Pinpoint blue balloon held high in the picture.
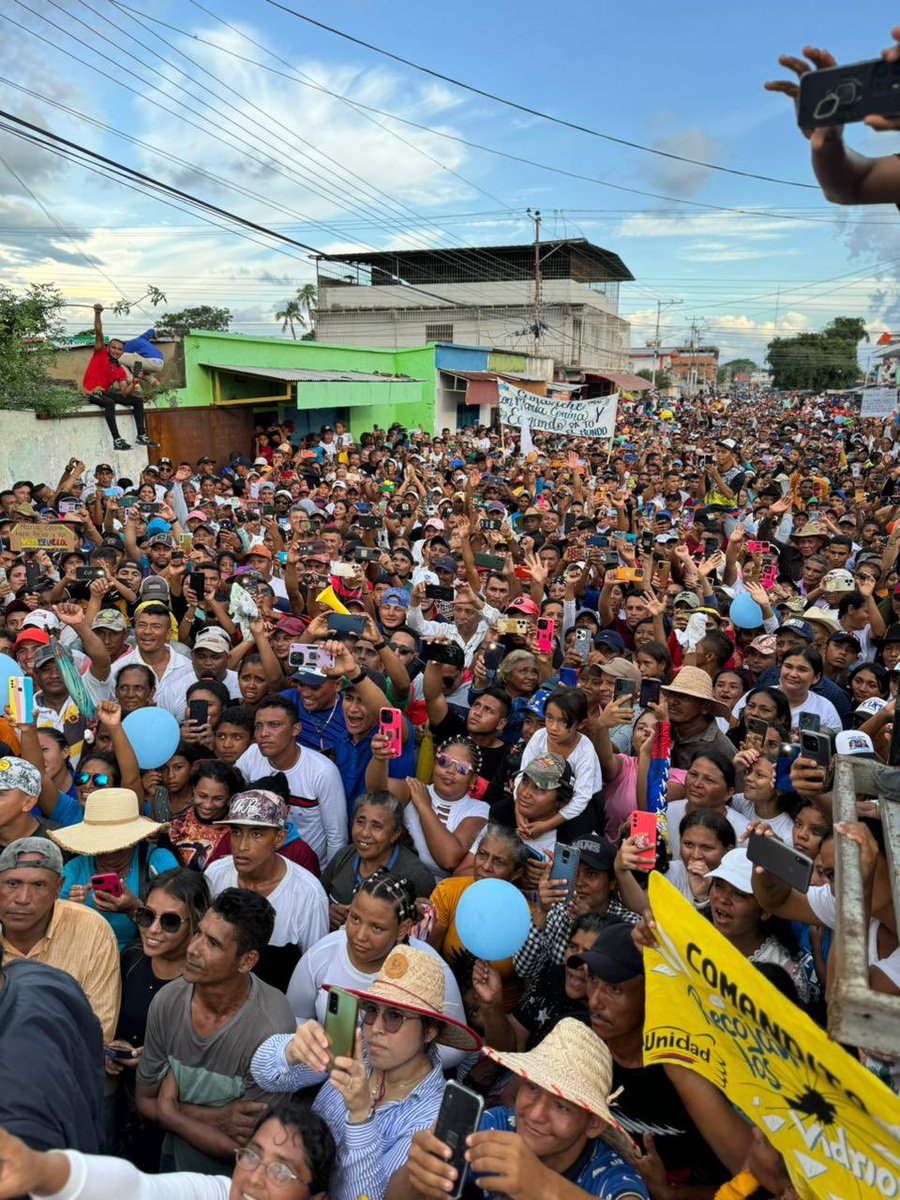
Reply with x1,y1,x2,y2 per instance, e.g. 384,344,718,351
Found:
454,878,531,962
729,592,764,630
122,706,180,770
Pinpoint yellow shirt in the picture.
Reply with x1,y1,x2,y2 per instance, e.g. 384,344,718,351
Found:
430,876,523,1010
2,899,122,1042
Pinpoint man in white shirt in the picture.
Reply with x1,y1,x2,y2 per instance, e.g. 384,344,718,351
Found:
407,581,501,668
235,696,347,866
111,603,196,718
204,791,328,993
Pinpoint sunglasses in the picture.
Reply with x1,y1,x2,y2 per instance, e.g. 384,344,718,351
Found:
388,644,416,656
134,905,188,933
435,752,472,777
76,772,111,787
359,1002,420,1033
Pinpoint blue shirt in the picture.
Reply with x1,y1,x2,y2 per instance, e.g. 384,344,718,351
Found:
122,329,162,361
281,690,415,816
61,845,179,949
473,1108,648,1199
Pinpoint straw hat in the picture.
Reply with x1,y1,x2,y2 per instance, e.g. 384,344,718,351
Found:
662,665,730,716
481,1018,635,1155
50,788,167,855
342,946,481,1052
795,522,828,540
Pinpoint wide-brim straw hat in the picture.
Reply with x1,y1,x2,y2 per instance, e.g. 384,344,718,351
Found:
795,522,828,540
50,788,167,855
662,665,731,717
481,1018,636,1156
341,946,482,1053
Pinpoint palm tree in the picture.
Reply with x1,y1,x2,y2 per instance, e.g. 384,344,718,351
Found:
298,283,317,332
276,298,302,340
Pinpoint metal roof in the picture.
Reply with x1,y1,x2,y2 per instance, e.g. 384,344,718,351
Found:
584,370,653,391
442,370,547,383
201,364,422,383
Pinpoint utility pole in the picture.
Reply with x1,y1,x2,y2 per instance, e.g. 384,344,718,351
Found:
527,208,542,355
686,317,703,397
651,298,682,387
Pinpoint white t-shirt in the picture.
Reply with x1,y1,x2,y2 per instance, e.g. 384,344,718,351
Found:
520,729,602,825
205,856,328,953
403,787,489,881
236,744,348,866
665,799,750,860
730,795,794,843
286,929,467,1069
732,689,842,736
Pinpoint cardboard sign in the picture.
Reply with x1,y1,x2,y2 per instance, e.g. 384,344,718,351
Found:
10,522,77,551
859,387,897,419
643,874,900,1200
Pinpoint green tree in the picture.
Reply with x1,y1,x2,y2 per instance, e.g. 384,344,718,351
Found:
767,316,867,391
275,298,302,339
717,357,758,385
636,368,672,390
0,284,82,416
157,305,232,337
298,283,317,327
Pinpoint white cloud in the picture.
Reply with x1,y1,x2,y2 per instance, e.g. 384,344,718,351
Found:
615,211,814,241
636,128,720,197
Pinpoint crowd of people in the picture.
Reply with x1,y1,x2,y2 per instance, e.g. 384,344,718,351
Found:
0,385,897,1200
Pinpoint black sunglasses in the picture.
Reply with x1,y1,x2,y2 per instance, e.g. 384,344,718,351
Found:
134,905,188,934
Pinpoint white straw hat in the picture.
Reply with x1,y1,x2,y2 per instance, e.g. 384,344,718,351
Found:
50,788,167,855
662,665,730,716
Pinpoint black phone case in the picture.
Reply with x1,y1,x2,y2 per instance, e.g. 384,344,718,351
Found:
798,58,900,128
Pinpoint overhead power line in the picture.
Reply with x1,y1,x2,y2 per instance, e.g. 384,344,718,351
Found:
260,0,817,190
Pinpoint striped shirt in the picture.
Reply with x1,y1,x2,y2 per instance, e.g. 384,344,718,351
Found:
0,899,121,1041
251,1036,445,1200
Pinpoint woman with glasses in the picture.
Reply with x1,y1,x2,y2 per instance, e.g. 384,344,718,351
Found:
285,872,468,1070
105,868,210,1166
366,735,489,881
253,944,480,1200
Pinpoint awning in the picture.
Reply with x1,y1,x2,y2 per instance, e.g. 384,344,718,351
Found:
440,369,548,406
200,364,422,382
584,371,653,391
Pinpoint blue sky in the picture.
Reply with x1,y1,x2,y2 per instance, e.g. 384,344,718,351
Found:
1,0,899,366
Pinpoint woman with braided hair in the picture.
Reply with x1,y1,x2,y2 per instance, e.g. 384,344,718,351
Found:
285,869,469,1069
366,734,490,881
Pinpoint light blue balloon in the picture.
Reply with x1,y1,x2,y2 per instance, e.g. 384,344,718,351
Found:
122,706,180,770
455,878,532,962
0,654,22,695
729,592,764,630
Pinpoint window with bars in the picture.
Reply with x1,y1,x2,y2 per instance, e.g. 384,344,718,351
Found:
425,323,454,343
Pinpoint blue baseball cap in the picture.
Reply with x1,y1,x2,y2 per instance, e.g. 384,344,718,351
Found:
524,688,552,718
381,587,410,609
594,629,626,652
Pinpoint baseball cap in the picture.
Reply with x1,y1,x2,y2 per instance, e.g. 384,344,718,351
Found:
294,669,329,687
0,835,64,875
139,576,170,604
882,623,900,643
836,729,880,758
14,628,50,651
822,568,854,592
158,457,173,467
22,610,61,634
424,517,444,531
433,556,457,574
0,757,41,796
828,630,861,649
594,629,625,653
92,608,128,632
673,591,700,609
747,634,777,655
381,587,410,609
716,437,738,452
706,847,754,894
507,597,539,617
570,836,617,872
33,645,56,670
274,616,306,638
776,619,814,641
95,463,114,474
567,922,644,983
599,657,642,684
522,753,573,791
193,627,231,654
187,509,209,522
524,688,551,718
147,533,174,548
214,790,288,829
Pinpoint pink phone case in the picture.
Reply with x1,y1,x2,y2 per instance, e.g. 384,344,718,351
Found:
379,708,403,757
630,811,658,867
536,618,556,655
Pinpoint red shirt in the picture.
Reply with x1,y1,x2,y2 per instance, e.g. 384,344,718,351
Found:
82,348,127,393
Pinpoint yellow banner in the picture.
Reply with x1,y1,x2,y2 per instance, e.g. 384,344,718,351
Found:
644,874,900,1200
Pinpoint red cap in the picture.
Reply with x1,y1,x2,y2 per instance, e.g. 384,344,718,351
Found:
14,628,50,650
507,597,540,617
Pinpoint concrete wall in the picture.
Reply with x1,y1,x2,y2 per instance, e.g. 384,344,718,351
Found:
0,408,149,485
319,279,620,314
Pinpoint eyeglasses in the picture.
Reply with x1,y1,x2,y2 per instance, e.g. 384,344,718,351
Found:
234,1148,307,1188
435,752,472,777
359,1002,421,1033
75,772,110,787
388,644,415,656
134,905,188,933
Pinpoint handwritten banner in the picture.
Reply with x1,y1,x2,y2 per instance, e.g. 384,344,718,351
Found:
860,387,898,419
644,874,900,1200
10,522,76,551
498,380,619,439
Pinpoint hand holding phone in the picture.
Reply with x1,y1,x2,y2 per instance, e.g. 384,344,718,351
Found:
379,707,403,757
630,810,658,870
90,873,124,898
